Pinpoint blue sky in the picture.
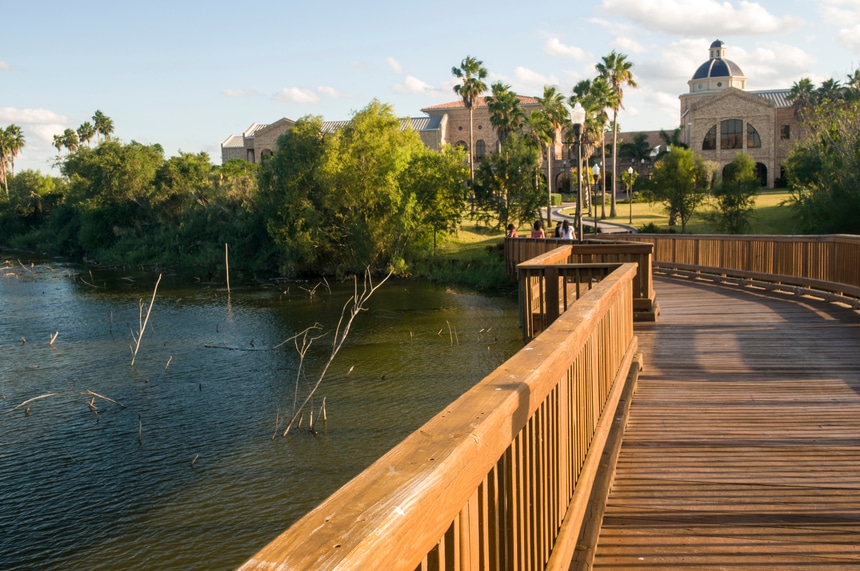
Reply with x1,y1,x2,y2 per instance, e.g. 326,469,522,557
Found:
3,0,860,175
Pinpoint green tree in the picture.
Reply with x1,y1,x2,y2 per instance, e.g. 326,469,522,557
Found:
485,82,523,149
712,153,759,233
61,129,80,153
92,110,114,143
473,133,543,229
619,131,651,172
452,56,488,183
649,145,710,233
320,100,425,274
0,124,26,198
596,50,637,218
257,116,331,276
61,140,164,253
77,122,96,147
152,151,213,224
788,77,816,120
570,77,614,215
401,144,468,253
535,86,569,225
785,97,860,233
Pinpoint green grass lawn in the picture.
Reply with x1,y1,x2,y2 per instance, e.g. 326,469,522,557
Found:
555,190,799,234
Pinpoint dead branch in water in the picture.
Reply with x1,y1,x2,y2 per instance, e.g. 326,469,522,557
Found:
49,331,59,345
130,274,162,367
282,268,391,437
85,390,126,409
7,393,59,413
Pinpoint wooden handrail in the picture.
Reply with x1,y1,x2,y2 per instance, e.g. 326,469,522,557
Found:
615,234,860,300
238,263,640,571
505,239,658,321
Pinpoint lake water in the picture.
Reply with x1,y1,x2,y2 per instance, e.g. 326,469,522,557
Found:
0,257,521,570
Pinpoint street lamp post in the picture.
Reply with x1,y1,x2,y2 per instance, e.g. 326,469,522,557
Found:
594,163,602,220
627,166,634,224
571,103,585,242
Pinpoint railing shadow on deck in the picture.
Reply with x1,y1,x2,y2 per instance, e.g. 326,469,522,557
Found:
238,262,642,571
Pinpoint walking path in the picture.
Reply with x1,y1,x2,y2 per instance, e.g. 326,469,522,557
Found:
592,274,860,569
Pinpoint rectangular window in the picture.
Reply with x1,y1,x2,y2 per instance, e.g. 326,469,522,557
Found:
780,125,790,140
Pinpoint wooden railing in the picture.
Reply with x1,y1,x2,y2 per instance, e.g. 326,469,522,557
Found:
505,238,657,321
239,263,640,571
615,234,860,301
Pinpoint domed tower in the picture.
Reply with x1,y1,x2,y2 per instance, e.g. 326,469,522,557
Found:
688,40,746,93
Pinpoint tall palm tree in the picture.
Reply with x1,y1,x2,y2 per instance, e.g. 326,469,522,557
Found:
788,77,816,120
451,56,488,183
597,50,637,217
536,86,569,225
571,77,614,217
92,109,114,143
77,121,96,147
846,69,860,101
0,124,25,198
817,78,844,102
484,82,523,149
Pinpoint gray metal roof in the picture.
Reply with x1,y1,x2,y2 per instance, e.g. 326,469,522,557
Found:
752,89,792,108
320,117,441,135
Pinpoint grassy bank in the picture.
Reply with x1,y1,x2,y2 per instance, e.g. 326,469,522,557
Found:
554,190,799,234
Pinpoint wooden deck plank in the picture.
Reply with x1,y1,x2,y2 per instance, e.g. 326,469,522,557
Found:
592,275,860,569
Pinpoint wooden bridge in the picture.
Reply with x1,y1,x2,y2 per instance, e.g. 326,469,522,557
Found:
238,234,860,571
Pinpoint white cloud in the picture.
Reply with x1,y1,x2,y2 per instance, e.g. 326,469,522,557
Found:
393,75,435,95
386,57,402,73
222,88,260,98
0,61,10,71
317,86,346,98
274,87,320,104
513,66,558,87
544,37,588,60
838,23,860,52
600,0,804,35
0,107,67,125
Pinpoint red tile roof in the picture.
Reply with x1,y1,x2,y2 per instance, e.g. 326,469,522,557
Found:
422,95,540,112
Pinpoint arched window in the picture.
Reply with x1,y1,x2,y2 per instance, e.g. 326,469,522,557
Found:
720,119,743,149
702,125,717,150
475,140,486,160
260,149,273,164
747,124,761,148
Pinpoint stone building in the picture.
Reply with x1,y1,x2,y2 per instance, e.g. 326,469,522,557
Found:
679,39,799,188
222,41,800,189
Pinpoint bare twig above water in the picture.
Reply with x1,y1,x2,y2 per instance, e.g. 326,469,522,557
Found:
281,269,391,437
130,274,162,367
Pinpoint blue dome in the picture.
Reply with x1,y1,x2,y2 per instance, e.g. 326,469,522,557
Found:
692,58,744,80
691,40,744,80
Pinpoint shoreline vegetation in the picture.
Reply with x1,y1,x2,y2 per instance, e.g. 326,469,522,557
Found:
2,189,795,297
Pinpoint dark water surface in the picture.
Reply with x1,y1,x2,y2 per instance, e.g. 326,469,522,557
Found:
0,258,521,570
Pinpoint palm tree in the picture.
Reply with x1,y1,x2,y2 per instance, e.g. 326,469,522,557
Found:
846,69,860,101
788,77,816,120
451,56,488,183
817,78,844,102
0,124,25,198
92,109,114,143
535,85,570,225
61,128,79,153
571,77,614,217
77,121,96,147
596,50,637,217
484,82,523,149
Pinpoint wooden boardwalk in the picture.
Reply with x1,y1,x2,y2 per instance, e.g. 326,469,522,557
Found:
592,274,860,569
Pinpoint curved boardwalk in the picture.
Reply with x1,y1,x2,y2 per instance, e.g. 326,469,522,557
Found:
593,274,860,569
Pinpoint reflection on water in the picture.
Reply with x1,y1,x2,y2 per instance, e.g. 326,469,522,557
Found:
0,258,521,570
